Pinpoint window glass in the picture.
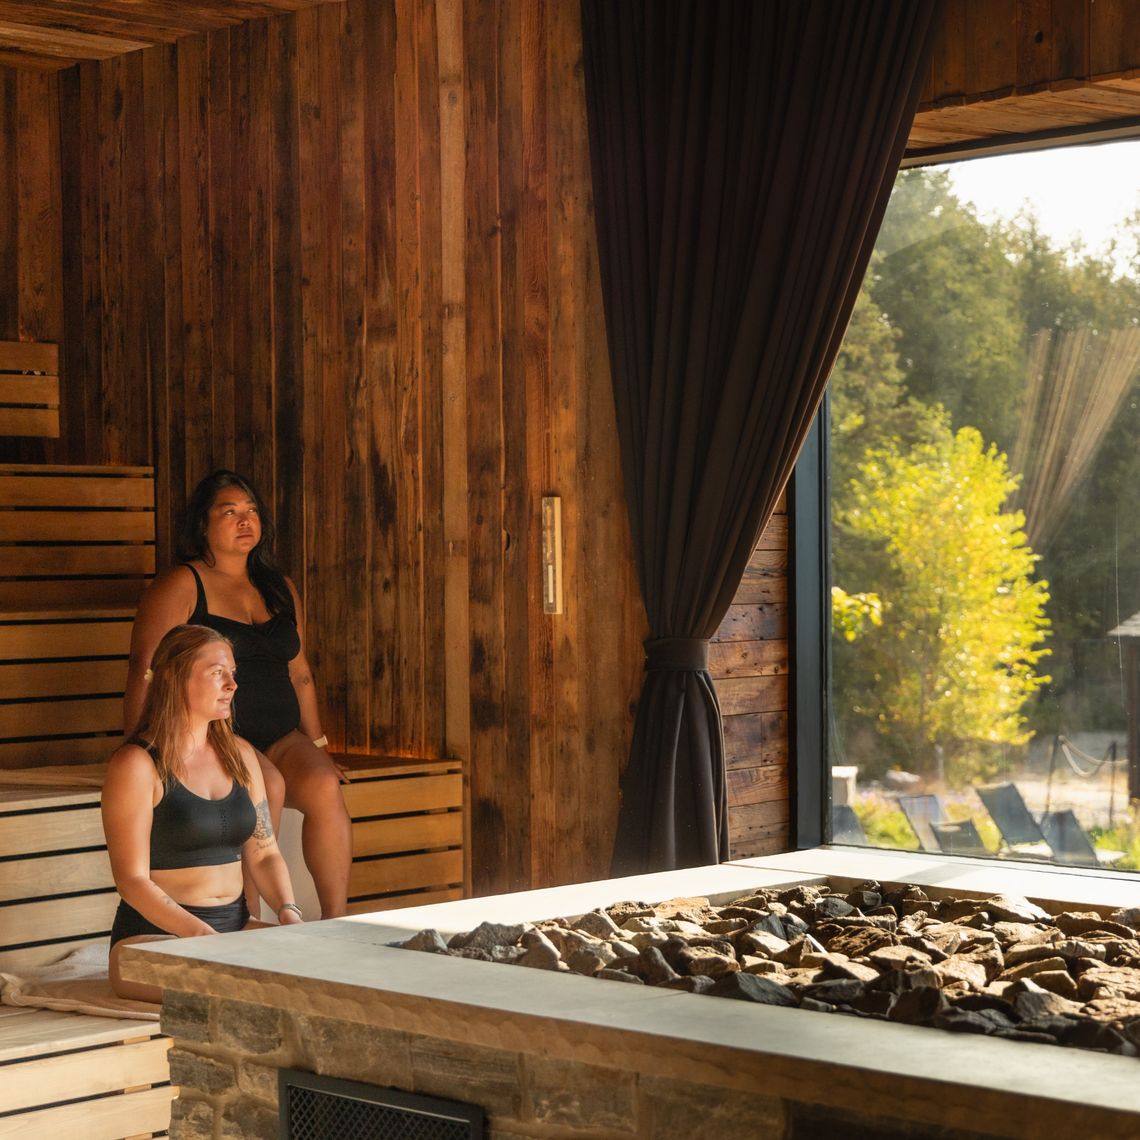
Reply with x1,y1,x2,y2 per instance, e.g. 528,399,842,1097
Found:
829,139,1140,870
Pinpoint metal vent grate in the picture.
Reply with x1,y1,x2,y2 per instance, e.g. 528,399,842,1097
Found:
279,1069,483,1140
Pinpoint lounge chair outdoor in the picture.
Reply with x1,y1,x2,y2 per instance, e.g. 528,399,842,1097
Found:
831,803,867,845
974,783,1054,860
897,793,950,852
1038,808,1125,868
930,818,991,856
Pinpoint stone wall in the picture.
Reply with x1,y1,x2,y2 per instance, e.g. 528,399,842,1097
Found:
162,989,1002,1140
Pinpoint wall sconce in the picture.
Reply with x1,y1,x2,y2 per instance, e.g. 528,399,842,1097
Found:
541,495,562,615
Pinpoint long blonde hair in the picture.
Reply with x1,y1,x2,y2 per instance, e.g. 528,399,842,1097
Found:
135,624,251,787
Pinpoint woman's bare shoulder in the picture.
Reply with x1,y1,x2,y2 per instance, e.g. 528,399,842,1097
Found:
104,741,159,791
133,564,197,620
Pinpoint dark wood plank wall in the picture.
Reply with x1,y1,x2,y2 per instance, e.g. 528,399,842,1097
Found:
710,502,789,860
0,0,645,896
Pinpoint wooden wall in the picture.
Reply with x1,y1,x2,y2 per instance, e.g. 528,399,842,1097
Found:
0,0,646,896
710,500,789,860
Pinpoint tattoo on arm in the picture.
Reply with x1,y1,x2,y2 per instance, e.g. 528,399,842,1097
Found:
252,798,275,844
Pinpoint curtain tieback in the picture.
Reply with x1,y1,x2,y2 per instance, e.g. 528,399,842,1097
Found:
644,637,709,671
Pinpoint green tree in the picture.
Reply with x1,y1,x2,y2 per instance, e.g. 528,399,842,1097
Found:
829,271,943,495
834,423,1051,780
871,169,1026,453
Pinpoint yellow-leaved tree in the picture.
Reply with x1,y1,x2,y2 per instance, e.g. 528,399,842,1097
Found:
834,422,1051,782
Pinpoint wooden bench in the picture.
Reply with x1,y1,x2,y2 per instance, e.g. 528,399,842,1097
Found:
341,754,466,912
0,463,154,768
0,341,60,438
0,1008,171,1138
0,464,465,1136
0,780,172,1139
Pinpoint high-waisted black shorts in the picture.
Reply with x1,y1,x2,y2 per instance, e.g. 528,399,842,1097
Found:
110,895,249,946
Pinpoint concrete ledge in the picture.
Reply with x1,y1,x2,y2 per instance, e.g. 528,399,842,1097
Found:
124,849,1140,1139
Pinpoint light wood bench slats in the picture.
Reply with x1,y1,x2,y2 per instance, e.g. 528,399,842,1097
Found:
348,849,465,897
1,510,155,543
351,812,462,858
0,892,118,949
342,771,463,816
0,808,104,858
0,407,60,439
0,783,102,810
0,1036,170,1115
0,378,58,406
0,1082,172,1139
0,736,116,767
0,465,153,508
0,342,60,439
0,343,58,375
0,546,155,577
0,581,145,611
0,792,103,854
0,619,133,659
0,1008,163,1063
0,696,122,739
337,755,467,909
0,465,153,768
0,849,113,903
0,659,127,700
345,886,463,916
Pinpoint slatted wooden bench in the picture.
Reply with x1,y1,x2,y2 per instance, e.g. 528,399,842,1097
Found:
0,779,172,1138
0,465,161,1137
0,341,60,438
340,754,467,913
0,463,154,768
0,464,465,1136
0,1008,171,1138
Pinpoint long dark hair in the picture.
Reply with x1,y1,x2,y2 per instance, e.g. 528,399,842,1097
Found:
176,469,293,616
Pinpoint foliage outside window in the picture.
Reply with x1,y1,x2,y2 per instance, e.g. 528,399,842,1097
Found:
829,144,1140,868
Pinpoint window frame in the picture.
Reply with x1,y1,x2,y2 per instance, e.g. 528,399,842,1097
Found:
798,130,1140,856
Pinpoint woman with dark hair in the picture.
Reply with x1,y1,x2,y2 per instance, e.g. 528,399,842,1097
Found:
104,624,302,1002
123,470,351,918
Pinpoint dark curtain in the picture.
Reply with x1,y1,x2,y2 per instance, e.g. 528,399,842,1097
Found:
581,0,943,874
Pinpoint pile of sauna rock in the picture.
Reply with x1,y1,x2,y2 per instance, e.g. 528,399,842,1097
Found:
398,882,1140,1056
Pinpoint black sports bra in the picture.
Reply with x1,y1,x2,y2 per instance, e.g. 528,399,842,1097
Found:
132,737,257,871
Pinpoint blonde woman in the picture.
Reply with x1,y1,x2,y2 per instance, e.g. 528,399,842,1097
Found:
103,624,302,1002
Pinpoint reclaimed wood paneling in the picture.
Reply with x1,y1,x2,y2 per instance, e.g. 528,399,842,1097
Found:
712,499,790,859
0,0,642,894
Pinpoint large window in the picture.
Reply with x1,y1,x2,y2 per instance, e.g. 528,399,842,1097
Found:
828,138,1140,870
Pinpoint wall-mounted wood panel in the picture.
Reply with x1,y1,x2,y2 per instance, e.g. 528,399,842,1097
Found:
712,498,790,858
0,0,644,895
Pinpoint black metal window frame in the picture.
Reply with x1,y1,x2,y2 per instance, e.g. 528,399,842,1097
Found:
790,406,829,850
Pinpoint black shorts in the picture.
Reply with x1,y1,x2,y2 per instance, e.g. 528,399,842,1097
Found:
110,895,250,947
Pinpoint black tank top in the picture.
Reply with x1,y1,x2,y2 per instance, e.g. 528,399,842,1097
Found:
186,564,302,750
132,737,258,870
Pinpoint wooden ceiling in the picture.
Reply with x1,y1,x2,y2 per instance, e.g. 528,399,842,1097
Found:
0,1,339,70
4,0,1140,158
909,79,1140,162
